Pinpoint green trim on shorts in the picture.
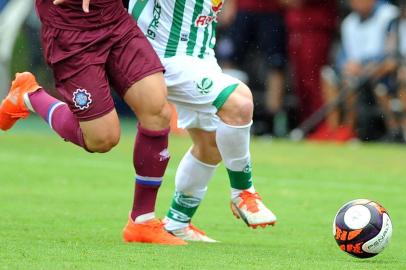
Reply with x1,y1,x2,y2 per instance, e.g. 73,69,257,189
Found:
212,83,239,110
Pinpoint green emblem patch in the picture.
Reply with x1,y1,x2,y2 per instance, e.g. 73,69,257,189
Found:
197,77,214,95
243,162,252,173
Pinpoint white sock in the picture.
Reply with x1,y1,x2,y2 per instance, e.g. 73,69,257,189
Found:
23,92,35,112
216,120,256,199
165,149,217,231
134,212,155,223
231,186,256,200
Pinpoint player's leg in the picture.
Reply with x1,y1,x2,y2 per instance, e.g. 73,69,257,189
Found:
77,110,120,152
216,82,277,228
120,73,186,245
105,18,185,245
162,55,276,229
0,71,120,153
123,72,172,222
1,22,123,153
39,70,120,153
153,56,225,241
164,128,219,242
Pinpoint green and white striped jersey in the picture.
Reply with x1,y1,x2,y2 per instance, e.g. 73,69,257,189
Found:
129,0,224,59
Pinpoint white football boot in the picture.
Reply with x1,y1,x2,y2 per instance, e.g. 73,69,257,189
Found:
164,219,217,243
231,190,277,228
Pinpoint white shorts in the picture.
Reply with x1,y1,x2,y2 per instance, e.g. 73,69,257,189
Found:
162,55,240,132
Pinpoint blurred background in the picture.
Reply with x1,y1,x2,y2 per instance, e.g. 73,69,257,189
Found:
2,0,406,144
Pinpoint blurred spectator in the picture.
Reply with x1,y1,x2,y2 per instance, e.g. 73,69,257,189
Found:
282,0,338,125
0,0,32,98
386,0,406,141
0,0,9,97
315,0,399,142
0,0,8,11
23,10,54,90
217,0,288,136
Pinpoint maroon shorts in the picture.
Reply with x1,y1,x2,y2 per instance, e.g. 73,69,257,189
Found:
41,15,164,121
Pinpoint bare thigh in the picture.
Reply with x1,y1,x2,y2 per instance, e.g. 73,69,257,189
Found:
124,72,172,130
79,109,121,153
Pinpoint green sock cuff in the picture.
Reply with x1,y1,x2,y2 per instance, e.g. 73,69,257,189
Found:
227,168,253,190
166,192,201,223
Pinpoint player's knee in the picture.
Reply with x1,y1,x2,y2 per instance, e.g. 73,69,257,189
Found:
158,102,173,126
236,92,254,122
152,101,172,129
140,101,172,130
85,130,120,153
91,137,120,153
219,84,253,125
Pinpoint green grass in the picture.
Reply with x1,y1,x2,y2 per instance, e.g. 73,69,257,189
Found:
1,117,406,269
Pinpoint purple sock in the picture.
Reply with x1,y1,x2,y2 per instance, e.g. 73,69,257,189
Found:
28,89,86,148
131,124,170,221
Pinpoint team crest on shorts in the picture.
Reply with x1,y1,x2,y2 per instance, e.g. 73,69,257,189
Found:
196,77,214,95
73,89,92,110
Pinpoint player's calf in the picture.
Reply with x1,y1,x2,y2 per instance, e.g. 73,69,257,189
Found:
188,129,222,165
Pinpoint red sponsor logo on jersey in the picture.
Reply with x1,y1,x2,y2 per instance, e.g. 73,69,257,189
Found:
194,0,223,27
195,15,216,27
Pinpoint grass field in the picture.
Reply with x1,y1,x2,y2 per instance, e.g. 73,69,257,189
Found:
1,117,405,269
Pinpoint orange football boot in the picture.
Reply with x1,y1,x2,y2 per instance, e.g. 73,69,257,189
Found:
0,72,40,131
123,217,187,245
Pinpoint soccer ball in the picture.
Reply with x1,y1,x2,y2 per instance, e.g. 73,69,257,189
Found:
333,199,393,258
